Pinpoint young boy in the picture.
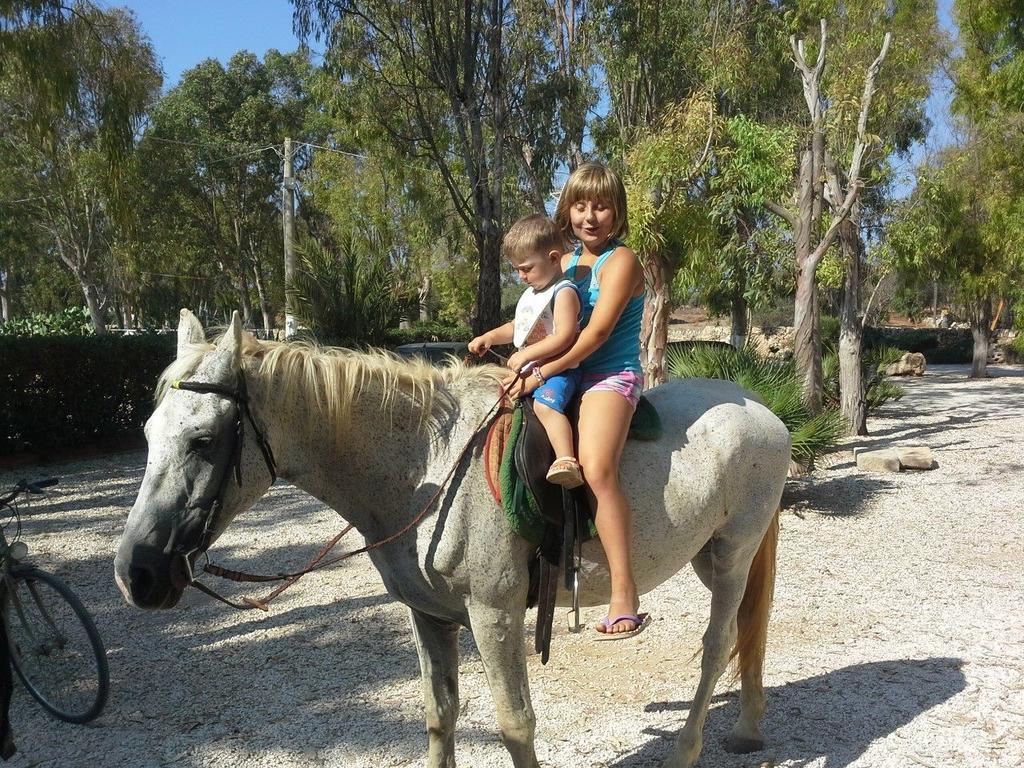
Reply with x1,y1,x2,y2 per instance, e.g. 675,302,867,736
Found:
468,214,584,488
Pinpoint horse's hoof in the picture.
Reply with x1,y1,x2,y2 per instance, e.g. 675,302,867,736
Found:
723,734,765,754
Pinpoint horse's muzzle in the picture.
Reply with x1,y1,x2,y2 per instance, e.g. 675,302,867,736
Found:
114,541,187,610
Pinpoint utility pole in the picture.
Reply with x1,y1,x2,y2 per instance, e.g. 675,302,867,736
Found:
283,137,297,339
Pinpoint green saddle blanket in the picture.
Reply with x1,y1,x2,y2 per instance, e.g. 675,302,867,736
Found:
501,394,662,545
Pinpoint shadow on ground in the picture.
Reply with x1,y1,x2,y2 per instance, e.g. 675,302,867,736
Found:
610,657,966,768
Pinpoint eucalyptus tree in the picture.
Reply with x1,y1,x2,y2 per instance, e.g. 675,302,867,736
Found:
800,2,939,431
140,49,317,332
1,4,160,332
594,0,796,384
292,0,593,333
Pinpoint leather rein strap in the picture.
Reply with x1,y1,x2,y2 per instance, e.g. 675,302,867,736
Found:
171,364,518,611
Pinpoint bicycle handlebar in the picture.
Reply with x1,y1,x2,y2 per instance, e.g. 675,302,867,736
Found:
0,477,59,507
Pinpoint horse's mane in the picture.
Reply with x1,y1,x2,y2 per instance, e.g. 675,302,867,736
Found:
158,334,504,440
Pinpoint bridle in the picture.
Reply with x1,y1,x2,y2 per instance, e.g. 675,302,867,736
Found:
168,372,278,603
167,359,519,611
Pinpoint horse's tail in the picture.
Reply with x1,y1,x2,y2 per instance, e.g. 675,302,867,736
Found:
731,507,779,678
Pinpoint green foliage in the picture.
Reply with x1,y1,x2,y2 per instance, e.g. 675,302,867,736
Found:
865,326,973,364
0,307,93,337
384,322,472,347
666,343,843,466
291,236,415,346
821,344,905,415
0,334,175,456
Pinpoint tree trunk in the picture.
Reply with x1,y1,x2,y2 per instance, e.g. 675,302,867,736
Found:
838,217,867,435
473,228,501,334
81,279,107,334
730,293,748,349
969,297,992,379
639,251,669,388
793,147,823,412
0,266,8,324
250,260,273,335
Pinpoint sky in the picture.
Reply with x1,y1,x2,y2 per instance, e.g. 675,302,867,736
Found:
113,0,307,90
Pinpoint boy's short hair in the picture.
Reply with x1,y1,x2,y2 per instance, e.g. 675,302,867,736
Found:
554,162,629,242
502,214,567,262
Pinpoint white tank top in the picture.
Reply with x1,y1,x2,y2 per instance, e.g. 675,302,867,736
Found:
512,278,578,349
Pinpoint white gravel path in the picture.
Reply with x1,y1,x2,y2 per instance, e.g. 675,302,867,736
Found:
1,363,1021,768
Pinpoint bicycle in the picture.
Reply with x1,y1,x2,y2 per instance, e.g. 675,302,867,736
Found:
0,478,109,724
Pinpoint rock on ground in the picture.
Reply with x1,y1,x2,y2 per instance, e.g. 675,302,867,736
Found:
0,364,1021,767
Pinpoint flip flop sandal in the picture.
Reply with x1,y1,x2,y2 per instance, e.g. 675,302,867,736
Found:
546,457,584,488
594,613,651,641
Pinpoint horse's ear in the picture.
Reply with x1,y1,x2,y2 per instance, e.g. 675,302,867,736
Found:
177,309,205,359
211,311,243,374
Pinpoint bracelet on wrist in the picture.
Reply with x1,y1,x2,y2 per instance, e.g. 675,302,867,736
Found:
533,367,546,385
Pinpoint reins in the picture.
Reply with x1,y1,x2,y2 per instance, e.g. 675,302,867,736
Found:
173,357,519,612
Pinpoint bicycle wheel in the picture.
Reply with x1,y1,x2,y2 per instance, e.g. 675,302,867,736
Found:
3,566,109,723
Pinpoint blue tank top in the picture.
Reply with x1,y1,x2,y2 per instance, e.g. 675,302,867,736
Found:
566,241,644,374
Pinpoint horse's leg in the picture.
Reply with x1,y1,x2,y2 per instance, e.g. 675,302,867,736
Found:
725,511,778,754
667,539,753,768
410,609,461,768
467,603,539,768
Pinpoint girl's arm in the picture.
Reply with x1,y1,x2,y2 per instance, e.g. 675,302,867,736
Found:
468,321,514,356
535,248,642,380
506,288,581,372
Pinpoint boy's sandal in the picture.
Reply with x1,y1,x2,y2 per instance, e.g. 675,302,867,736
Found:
546,457,584,488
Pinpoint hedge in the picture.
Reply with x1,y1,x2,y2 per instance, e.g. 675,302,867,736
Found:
0,334,176,457
864,327,972,364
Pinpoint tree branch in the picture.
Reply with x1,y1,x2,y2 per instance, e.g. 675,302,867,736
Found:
765,200,796,228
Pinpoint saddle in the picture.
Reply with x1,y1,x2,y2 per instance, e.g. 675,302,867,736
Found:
484,395,662,663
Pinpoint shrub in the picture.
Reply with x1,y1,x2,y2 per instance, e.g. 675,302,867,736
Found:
821,345,905,414
384,322,473,346
864,326,971,363
0,334,175,456
666,343,843,467
292,237,415,346
0,307,93,337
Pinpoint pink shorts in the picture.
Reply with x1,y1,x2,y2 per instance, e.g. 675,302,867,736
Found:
579,370,643,409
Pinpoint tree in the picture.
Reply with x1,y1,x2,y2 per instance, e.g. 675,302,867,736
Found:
595,0,798,384
766,19,891,412
1,5,161,332
293,0,593,333
140,49,316,331
888,147,1020,378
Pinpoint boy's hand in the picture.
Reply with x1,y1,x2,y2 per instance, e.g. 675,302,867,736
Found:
501,370,539,398
468,335,490,356
506,349,530,374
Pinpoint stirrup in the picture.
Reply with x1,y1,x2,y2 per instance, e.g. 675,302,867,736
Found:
567,568,582,633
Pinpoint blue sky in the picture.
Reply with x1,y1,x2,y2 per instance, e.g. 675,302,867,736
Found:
114,0,306,89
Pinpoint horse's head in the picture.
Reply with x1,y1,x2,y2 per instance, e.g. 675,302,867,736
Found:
115,310,276,609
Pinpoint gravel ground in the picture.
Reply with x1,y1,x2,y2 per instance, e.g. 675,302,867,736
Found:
1,363,1022,768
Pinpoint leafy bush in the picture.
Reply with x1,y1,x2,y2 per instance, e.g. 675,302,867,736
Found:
1010,333,1024,358
0,307,93,337
821,345,905,414
865,326,971,363
384,322,472,346
0,334,175,456
292,237,415,346
666,343,843,467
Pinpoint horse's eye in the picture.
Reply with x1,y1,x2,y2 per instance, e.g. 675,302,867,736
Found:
189,435,214,454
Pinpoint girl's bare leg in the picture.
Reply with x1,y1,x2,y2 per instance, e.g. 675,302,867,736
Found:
577,390,639,633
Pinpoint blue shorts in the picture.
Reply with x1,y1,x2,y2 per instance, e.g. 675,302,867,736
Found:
532,369,582,414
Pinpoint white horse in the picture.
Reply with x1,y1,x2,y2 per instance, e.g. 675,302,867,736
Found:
115,310,791,768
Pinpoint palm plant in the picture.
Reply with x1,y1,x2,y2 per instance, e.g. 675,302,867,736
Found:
291,233,415,346
666,342,843,467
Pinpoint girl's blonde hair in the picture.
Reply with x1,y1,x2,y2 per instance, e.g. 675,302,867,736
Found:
554,162,629,243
